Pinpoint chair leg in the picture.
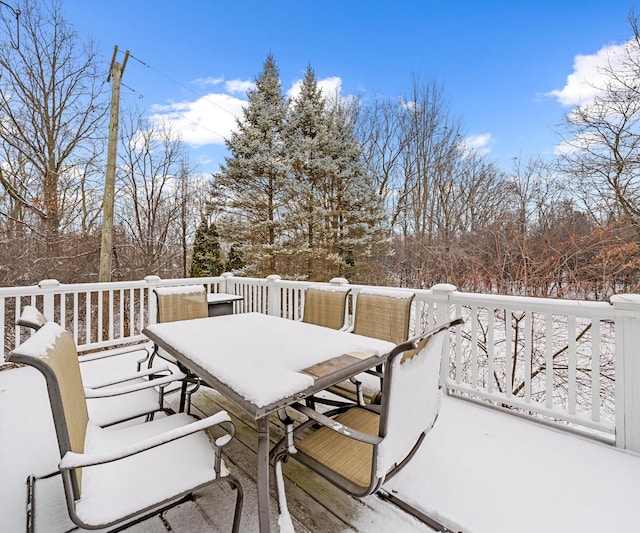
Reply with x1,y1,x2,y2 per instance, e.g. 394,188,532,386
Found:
225,476,244,533
26,471,77,533
26,474,35,533
272,455,295,532
178,380,189,413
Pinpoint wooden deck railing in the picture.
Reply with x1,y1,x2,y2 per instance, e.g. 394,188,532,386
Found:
2,274,640,452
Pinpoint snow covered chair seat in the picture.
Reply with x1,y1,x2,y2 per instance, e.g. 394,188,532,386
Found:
17,305,184,427
149,285,212,413
271,318,462,525
322,289,415,406
301,286,351,330
7,322,243,532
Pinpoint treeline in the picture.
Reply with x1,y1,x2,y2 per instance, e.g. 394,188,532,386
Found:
0,0,638,300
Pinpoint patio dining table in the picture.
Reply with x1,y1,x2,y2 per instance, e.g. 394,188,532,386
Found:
143,311,395,532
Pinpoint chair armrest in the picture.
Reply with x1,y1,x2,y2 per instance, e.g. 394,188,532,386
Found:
84,370,186,398
291,402,382,445
78,343,151,363
59,411,234,470
86,365,176,389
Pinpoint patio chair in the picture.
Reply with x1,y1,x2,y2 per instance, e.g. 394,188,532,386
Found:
271,318,462,527
301,286,351,330
325,289,415,405
7,322,243,533
16,306,183,427
149,285,210,412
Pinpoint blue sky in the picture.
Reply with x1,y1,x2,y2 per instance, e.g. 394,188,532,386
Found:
62,0,637,175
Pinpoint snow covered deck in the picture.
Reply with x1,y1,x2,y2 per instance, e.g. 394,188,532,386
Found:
2,363,639,533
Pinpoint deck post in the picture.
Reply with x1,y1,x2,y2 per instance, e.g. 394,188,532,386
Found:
221,272,234,294
38,279,60,322
266,275,281,317
611,294,640,451
144,275,161,324
431,283,457,389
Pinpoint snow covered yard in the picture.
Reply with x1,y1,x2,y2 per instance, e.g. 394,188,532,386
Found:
2,362,640,532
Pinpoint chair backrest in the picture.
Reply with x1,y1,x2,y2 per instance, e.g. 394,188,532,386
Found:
302,287,351,330
352,290,414,344
8,322,89,497
154,285,208,323
376,320,460,479
16,305,48,330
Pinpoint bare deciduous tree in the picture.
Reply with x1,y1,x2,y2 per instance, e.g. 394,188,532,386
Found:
116,111,196,277
0,0,107,254
558,13,640,238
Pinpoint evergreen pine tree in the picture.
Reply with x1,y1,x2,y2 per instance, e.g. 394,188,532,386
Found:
225,244,245,273
213,54,287,276
189,219,224,277
284,65,331,279
284,66,389,281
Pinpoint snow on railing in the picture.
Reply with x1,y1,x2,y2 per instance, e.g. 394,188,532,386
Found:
2,274,639,452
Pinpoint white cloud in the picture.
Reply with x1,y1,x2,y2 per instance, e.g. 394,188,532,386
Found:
149,93,245,146
148,75,346,149
554,131,600,157
287,76,343,102
460,133,492,156
192,76,224,87
547,41,629,106
225,79,255,95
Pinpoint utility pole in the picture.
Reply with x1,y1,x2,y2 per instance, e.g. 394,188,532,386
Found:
99,46,128,282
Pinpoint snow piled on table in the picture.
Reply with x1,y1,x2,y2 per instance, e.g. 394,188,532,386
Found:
145,312,394,408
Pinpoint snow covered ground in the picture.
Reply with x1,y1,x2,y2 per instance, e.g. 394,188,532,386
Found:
2,364,640,532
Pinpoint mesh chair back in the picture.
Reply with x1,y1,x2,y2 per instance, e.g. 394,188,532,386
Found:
302,287,350,330
376,328,447,477
352,290,414,344
155,286,208,323
17,305,48,330
8,322,89,495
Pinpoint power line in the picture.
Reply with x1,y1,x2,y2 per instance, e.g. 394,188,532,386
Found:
123,52,234,142
128,52,240,119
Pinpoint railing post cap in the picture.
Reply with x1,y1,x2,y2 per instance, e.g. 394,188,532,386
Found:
610,293,640,309
38,279,60,288
144,275,161,282
221,272,234,278
329,277,349,285
266,274,281,281
431,283,457,293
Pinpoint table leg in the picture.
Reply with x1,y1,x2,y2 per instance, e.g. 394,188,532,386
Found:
257,416,271,532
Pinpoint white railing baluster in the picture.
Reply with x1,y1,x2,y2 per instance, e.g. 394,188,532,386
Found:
73,292,79,345
487,309,495,394
14,297,21,346
592,320,601,423
545,314,554,409
128,287,134,336
524,311,532,403
0,296,5,358
568,315,577,415
454,303,463,384
118,289,124,338
85,290,91,345
471,306,478,390
505,309,513,398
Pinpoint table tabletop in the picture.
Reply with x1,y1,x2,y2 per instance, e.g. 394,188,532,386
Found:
143,312,395,418
206,292,244,304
